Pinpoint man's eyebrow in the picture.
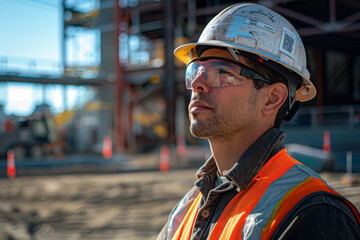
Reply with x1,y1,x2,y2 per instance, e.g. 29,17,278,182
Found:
208,60,235,68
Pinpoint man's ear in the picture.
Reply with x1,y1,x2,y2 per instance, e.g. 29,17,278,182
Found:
262,82,288,115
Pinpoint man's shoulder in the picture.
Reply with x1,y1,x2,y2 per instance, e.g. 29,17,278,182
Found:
275,193,360,240
296,193,359,223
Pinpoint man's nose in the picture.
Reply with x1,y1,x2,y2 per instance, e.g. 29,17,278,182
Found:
191,70,210,93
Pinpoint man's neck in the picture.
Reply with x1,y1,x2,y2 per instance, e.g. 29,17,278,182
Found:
209,128,268,175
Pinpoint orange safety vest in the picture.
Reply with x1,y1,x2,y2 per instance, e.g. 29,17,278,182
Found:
172,149,360,240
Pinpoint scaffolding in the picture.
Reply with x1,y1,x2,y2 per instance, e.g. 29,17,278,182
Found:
0,0,359,154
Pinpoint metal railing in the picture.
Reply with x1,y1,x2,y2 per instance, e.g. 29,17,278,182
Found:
283,104,360,129
0,55,63,76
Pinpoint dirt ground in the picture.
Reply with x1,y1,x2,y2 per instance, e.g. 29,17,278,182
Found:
0,169,359,240
0,170,196,240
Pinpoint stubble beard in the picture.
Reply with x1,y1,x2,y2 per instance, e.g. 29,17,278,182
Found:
189,94,257,142
189,86,260,142
189,111,239,142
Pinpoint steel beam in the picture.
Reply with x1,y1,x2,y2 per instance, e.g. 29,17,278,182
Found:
272,6,324,27
164,0,176,145
342,11,360,27
114,0,126,151
0,74,102,85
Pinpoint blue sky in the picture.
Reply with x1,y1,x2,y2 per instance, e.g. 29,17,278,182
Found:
0,0,98,116
0,0,62,73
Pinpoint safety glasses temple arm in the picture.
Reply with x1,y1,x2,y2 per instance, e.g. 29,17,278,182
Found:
241,67,272,84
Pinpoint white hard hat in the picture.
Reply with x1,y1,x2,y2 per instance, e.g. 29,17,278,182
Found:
175,3,316,105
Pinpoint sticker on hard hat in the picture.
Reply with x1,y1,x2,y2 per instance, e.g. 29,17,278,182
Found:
244,18,275,32
280,27,296,58
300,88,308,96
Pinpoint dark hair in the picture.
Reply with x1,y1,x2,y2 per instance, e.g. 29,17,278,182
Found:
245,57,289,129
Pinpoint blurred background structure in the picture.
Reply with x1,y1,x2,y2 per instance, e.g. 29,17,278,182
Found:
0,1,360,239
0,0,359,174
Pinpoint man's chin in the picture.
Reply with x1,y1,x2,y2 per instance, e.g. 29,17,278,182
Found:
190,133,209,139
190,124,211,139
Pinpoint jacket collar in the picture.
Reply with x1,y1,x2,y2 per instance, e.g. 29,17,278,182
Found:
196,128,286,191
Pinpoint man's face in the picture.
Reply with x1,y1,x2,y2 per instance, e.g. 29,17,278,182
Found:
187,52,267,141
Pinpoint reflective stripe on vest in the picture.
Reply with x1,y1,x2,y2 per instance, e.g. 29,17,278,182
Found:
167,187,200,239
173,149,359,240
172,192,202,240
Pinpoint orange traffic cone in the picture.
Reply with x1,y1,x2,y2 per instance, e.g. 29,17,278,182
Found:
7,150,16,178
102,136,113,159
160,145,170,172
323,130,331,152
176,135,186,155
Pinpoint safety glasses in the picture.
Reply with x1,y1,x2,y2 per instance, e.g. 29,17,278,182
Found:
185,57,272,89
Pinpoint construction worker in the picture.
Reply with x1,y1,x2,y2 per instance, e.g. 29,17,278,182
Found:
158,3,360,240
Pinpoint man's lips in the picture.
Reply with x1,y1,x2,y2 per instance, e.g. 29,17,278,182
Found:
189,101,212,113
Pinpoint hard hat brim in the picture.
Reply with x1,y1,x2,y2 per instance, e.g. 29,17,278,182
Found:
174,40,316,102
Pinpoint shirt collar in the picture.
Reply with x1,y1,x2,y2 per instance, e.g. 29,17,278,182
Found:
196,128,285,191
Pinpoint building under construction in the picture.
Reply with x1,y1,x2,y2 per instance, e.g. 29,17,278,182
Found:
0,0,359,171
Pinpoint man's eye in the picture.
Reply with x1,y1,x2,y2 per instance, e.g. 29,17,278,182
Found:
219,68,239,77
219,68,231,74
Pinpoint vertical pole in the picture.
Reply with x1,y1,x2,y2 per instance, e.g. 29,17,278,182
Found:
329,0,336,24
315,49,324,126
0,82,6,105
164,0,176,145
310,107,317,129
127,85,136,152
187,0,196,36
42,84,47,105
62,0,67,76
63,85,67,111
349,105,354,129
346,151,352,184
176,95,186,155
114,0,125,151
348,56,355,128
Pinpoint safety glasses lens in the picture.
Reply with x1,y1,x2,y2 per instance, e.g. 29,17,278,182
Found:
185,60,246,89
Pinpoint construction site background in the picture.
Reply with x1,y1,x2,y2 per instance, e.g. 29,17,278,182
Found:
0,0,360,239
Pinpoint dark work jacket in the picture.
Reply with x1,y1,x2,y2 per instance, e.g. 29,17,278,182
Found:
158,128,360,239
